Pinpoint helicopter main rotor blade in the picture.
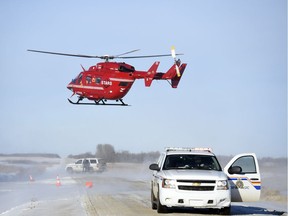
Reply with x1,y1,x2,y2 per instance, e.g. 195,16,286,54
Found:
117,53,183,59
27,49,102,58
27,49,184,60
115,49,141,57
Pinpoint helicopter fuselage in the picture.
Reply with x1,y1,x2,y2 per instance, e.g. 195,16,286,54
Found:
67,62,138,101
67,61,187,105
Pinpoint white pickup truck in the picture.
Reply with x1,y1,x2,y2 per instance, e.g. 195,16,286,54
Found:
65,158,106,173
149,147,261,214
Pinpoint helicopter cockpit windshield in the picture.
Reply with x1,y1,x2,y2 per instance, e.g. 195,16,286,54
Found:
71,73,83,84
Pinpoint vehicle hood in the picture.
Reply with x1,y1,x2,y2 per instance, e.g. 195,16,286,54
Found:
160,169,227,180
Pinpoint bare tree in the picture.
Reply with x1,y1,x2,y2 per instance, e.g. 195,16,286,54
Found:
95,144,116,162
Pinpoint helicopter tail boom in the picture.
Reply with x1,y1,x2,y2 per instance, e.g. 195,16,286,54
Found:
142,62,187,88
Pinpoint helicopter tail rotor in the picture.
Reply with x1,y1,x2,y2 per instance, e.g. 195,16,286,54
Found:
171,46,181,77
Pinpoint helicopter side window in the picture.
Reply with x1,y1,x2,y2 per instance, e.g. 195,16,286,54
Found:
86,76,92,84
77,74,83,84
119,65,135,73
119,82,128,87
96,77,101,84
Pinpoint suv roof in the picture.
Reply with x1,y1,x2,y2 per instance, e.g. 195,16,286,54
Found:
165,147,214,156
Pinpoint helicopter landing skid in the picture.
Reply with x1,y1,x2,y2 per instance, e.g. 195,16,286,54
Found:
67,98,129,106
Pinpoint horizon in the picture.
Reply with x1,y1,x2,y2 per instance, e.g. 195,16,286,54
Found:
0,150,287,159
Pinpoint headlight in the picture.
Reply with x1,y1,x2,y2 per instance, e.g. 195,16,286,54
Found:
217,180,229,190
162,179,176,189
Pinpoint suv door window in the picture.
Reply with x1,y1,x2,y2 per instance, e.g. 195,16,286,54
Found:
230,155,256,174
90,159,97,164
158,153,165,168
76,159,82,164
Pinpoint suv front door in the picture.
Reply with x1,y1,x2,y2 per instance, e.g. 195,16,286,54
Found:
75,159,83,172
224,153,261,202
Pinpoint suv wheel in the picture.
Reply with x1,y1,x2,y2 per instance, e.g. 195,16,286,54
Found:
66,167,73,173
151,186,157,210
219,206,231,215
157,187,169,213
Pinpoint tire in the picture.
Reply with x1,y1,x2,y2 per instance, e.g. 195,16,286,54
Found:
157,186,169,213
219,206,231,215
66,167,73,173
151,185,157,210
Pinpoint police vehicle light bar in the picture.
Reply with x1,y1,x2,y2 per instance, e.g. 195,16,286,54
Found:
165,147,213,152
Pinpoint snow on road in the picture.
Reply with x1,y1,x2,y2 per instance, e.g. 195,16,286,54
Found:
0,159,287,215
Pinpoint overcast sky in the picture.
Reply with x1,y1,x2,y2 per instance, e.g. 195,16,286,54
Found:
0,0,286,157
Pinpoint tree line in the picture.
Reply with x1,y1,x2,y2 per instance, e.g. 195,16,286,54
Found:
68,144,160,163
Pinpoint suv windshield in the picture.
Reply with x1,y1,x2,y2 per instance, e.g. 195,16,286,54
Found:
163,154,222,171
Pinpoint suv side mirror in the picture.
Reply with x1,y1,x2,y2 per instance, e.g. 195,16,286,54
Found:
149,163,160,171
228,166,242,174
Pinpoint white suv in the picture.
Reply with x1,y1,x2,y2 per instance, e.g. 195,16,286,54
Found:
149,148,261,214
66,158,106,173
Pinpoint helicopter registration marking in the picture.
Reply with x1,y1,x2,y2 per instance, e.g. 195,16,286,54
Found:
101,80,112,86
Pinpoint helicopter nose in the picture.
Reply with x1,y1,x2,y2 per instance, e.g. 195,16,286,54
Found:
67,82,73,91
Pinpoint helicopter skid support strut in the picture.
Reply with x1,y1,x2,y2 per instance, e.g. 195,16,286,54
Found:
67,98,129,106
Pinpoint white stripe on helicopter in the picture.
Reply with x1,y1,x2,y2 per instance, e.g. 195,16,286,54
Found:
67,84,104,90
109,78,134,82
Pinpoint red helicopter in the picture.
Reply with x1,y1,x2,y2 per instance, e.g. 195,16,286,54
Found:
27,47,187,106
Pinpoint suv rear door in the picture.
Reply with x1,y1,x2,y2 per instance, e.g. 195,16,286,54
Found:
89,159,97,171
224,153,261,202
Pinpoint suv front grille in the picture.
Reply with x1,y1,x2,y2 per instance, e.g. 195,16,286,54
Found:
178,185,215,191
177,180,216,191
177,180,215,183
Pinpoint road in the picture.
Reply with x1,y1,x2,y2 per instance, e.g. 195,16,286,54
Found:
0,163,286,215
78,164,286,215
